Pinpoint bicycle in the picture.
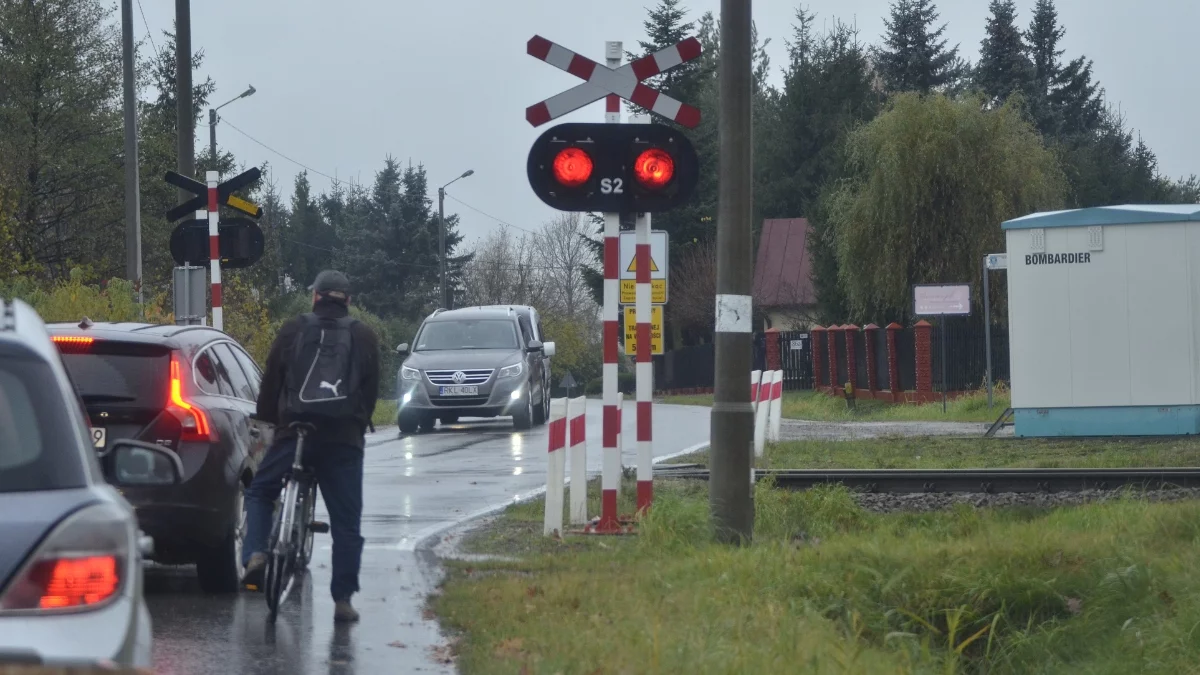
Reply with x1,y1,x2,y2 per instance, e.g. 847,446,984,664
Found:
262,421,329,622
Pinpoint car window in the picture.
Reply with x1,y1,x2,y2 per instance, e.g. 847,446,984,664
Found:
518,317,534,344
195,346,235,397
214,343,255,401
56,340,170,409
414,319,520,351
0,356,88,492
227,345,261,400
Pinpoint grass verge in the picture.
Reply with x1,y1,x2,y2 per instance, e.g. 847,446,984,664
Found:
669,435,1200,470
663,387,1012,423
371,398,397,428
435,478,1200,674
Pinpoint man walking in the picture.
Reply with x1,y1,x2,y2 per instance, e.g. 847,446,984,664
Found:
242,270,380,622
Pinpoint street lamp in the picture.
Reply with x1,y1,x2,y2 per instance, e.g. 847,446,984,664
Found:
439,169,474,309
208,85,256,172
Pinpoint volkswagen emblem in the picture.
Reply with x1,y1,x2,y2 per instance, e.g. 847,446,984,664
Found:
452,371,467,384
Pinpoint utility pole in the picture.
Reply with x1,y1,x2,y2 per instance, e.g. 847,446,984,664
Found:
709,0,755,544
438,186,447,309
121,0,141,291
175,0,193,200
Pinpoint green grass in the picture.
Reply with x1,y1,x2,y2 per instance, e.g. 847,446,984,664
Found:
667,435,1200,471
371,398,397,427
663,388,1013,423
435,478,1200,674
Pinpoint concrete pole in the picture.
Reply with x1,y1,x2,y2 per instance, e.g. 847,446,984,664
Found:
709,0,755,544
439,187,447,309
175,0,193,199
121,0,141,292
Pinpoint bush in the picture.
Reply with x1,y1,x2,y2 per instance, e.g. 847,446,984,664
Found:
584,372,636,396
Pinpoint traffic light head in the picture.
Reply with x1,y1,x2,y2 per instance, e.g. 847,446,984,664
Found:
527,122,698,213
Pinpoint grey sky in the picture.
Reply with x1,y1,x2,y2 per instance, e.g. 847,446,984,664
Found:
137,0,1199,248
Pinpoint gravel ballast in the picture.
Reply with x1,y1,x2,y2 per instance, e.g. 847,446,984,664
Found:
851,487,1200,513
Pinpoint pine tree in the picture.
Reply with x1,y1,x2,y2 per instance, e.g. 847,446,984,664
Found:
1025,0,1101,137
874,0,967,94
282,172,335,288
975,0,1033,106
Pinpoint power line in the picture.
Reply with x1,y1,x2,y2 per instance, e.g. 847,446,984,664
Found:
135,0,160,59
218,116,342,184
443,192,539,236
275,235,591,274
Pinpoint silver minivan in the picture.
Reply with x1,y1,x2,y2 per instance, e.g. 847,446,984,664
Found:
0,299,182,668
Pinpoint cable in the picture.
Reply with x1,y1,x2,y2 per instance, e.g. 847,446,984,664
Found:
275,235,592,274
443,193,539,235
218,117,342,184
135,0,160,59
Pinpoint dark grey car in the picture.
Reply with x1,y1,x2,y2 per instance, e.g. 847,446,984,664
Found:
395,307,556,432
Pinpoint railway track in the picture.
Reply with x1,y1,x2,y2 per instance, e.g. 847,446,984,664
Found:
654,466,1200,494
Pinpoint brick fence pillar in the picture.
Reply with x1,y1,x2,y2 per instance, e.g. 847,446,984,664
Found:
863,323,879,394
765,327,781,371
914,320,933,396
810,326,825,390
827,324,841,393
886,322,902,401
843,324,859,392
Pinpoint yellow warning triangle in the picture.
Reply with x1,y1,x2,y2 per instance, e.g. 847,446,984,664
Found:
626,255,660,273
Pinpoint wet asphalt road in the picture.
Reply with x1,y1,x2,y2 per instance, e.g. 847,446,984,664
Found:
146,401,711,674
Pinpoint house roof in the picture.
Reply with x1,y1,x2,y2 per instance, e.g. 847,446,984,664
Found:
753,218,815,308
1003,204,1200,230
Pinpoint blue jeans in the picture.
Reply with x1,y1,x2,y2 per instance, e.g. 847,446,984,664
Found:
243,436,365,601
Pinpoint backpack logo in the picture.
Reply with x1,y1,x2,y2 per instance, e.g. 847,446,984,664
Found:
319,379,343,397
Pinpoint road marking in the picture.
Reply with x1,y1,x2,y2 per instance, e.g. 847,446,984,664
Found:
392,439,710,552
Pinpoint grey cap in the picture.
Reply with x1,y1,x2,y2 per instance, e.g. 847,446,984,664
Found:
309,270,351,300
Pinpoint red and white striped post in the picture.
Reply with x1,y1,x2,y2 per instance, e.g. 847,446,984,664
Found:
754,370,771,457
205,170,222,331
568,396,588,525
615,390,624,499
769,370,784,442
635,211,653,512
544,398,568,536
596,40,623,534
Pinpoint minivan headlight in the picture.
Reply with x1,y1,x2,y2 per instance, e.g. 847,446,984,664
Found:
401,365,420,380
498,363,523,379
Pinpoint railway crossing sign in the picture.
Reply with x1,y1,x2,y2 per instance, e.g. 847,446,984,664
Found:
164,168,264,222
619,230,668,304
525,35,702,128
623,305,663,355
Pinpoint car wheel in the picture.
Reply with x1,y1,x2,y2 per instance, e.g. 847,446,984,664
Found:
196,488,246,594
513,391,534,431
398,413,419,434
419,415,437,432
533,385,547,426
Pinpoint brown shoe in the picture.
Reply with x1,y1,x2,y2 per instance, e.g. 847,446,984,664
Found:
333,600,360,623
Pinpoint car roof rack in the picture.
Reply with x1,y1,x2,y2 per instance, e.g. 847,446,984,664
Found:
431,308,447,316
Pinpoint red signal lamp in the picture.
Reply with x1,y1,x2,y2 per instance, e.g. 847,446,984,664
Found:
633,148,674,190
552,147,593,188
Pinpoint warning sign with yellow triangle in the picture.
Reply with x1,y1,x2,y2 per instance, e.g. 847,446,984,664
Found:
626,255,660,273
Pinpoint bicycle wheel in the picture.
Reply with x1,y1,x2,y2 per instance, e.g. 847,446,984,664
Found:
297,482,316,570
264,480,300,621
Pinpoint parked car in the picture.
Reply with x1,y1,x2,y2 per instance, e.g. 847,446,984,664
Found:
0,298,181,669
395,306,556,432
44,318,268,593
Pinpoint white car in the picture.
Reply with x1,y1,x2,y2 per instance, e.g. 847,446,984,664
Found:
0,298,182,668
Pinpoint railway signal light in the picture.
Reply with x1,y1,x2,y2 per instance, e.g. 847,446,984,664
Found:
527,122,698,213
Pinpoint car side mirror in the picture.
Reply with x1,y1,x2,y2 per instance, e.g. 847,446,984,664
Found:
109,440,183,486
543,341,556,357
395,343,409,354
526,339,543,353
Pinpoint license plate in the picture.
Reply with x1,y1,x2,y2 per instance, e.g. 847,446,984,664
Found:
439,385,478,396
91,427,106,448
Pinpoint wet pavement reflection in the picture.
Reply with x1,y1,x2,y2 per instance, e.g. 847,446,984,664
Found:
145,402,711,673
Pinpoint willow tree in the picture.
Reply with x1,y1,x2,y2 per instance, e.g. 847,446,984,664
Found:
825,92,1066,320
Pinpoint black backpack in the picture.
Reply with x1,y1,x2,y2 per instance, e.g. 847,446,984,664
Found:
284,313,362,421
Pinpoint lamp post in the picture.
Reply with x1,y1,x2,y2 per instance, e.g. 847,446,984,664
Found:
208,85,256,173
438,169,474,309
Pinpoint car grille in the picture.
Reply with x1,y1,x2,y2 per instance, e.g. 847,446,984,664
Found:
425,369,494,386
431,397,489,407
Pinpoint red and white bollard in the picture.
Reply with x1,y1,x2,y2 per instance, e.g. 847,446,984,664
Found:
567,396,588,526
544,398,568,537
769,370,784,442
754,369,772,458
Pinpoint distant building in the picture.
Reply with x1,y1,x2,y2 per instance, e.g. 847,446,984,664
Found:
752,218,815,331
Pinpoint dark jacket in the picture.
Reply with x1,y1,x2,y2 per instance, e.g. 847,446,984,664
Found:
256,298,381,449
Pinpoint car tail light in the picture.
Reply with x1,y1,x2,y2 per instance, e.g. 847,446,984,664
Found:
167,353,216,443
51,335,95,353
0,503,129,613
